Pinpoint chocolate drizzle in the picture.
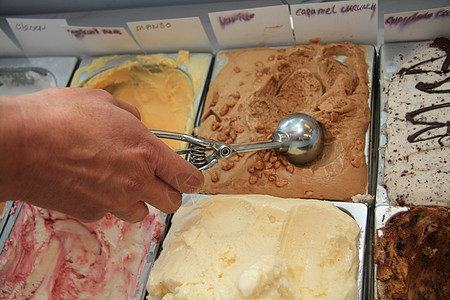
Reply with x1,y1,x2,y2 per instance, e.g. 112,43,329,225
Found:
400,37,450,146
416,77,450,94
405,102,450,146
398,37,450,94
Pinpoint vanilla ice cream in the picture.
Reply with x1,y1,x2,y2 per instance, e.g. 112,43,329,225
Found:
0,203,165,299
147,194,360,299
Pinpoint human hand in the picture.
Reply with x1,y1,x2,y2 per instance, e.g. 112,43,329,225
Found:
0,88,203,223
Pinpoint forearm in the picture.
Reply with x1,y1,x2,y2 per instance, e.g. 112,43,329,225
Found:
0,95,28,201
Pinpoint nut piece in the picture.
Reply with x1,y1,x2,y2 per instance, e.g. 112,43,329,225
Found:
211,171,219,182
221,160,235,171
235,124,245,133
233,66,241,73
229,128,237,140
254,160,264,170
211,121,221,131
249,175,258,184
275,181,288,187
286,164,295,173
219,104,229,116
279,156,288,166
217,133,228,142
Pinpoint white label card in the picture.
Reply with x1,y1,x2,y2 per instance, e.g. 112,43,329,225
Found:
65,26,142,55
384,6,450,43
291,0,378,45
128,17,212,52
7,18,77,56
208,5,294,49
0,28,23,57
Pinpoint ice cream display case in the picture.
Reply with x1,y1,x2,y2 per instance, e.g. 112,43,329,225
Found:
149,194,368,299
0,56,78,232
0,56,78,96
377,38,449,208
196,43,376,200
373,205,449,299
0,201,166,299
373,36,450,299
1,1,449,299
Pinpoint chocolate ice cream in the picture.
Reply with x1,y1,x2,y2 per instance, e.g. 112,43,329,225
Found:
374,206,449,299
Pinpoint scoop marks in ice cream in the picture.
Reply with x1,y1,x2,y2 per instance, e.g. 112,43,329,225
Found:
147,194,360,299
74,51,210,150
0,203,165,299
374,206,449,299
198,43,371,200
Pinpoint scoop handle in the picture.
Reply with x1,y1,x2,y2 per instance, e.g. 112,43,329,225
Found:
229,140,282,153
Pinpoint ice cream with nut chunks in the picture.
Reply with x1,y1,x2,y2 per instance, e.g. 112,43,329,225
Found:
198,43,371,200
147,194,360,299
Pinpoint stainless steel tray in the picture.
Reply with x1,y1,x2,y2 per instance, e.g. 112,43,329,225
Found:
377,40,448,206
71,53,213,140
199,45,376,197
373,205,409,300
0,57,78,96
151,193,369,300
0,202,166,300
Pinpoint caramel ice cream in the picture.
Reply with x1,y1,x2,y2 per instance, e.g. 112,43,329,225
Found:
374,206,449,299
147,194,361,299
0,203,165,299
73,51,211,149
198,43,371,200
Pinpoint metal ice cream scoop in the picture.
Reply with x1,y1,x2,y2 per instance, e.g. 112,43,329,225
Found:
151,113,324,171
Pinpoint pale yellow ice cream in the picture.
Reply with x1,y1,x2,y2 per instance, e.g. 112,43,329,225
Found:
147,194,360,299
73,52,210,149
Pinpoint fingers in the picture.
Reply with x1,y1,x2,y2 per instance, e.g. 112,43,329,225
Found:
142,175,183,214
89,88,142,120
112,201,149,223
113,98,141,121
150,134,204,194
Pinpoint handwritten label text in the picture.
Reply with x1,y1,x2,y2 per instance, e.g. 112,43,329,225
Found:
296,2,376,19
135,22,172,32
385,9,450,28
219,12,255,29
67,28,123,39
15,23,46,32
